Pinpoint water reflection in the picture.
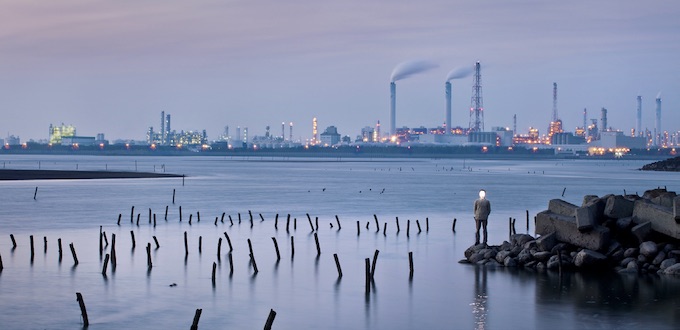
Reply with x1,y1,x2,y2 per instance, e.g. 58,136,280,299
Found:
472,266,488,330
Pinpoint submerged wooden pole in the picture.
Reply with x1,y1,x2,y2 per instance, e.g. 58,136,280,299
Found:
34,186,38,200
190,308,202,330
197,211,201,222
228,253,234,274
172,189,176,204
315,217,319,231
58,238,63,262
153,236,160,249
286,214,290,231
117,214,121,225
184,231,188,256
365,258,371,293
212,262,217,285
221,212,226,223
406,220,410,237
146,243,152,268
373,214,379,231
217,238,222,260
356,221,360,236
69,243,79,265
102,253,110,275
383,222,387,236
426,217,429,232
30,235,35,260
44,236,48,253
409,251,414,278
179,206,183,222
291,236,295,258
130,231,136,249
396,217,400,232
416,220,422,233
264,309,277,330
274,214,278,229
307,215,314,232
314,233,321,256
333,253,342,277
10,234,16,249
371,250,380,279
198,236,202,254
0,253,3,272
131,206,135,223
272,237,281,261
75,292,89,327
149,208,152,224
110,234,116,267
335,215,341,229
260,213,265,222
452,218,457,233
224,232,233,251
165,206,169,221
229,215,234,225
248,238,258,273
526,210,530,231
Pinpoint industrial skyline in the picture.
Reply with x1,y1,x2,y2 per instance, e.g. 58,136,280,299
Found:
1,1,678,141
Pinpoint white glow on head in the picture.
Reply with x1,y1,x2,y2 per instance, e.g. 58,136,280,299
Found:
479,190,486,199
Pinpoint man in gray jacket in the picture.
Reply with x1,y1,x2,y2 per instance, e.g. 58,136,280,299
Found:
474,189,491,245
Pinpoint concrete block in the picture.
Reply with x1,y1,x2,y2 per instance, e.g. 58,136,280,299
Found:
582,195,599,206
632,200,679,239
604,195,634,219
548,199,578,217
674,196,680,223
536,232,557,252
535,211,610,251
652,192,677,208
575,206,595,232
631,221,652,244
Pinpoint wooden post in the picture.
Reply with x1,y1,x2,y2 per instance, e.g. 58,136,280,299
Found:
44,236,47,253
453,218,457,232
314,233,321,256
117,214,121,225
153,236,160,249
75,292,89,327
374,214,379,231
260,213,265,222
69,243,79,265
149,208,152,224
184,231,188,256
333,253,342,277
426,217,429,232
30,235,34,260
102,232,108,246
136,214,140,226
0,253,3,272
10,234,16,249
146,243,152,268
406,220,410,237
291,236,295,257
272,237,281,261
34,187,38,200
58,238,63,262
217,238,222,260
562,187,566,197
179,206,183,222
294,218,296,230
249,210,253,222
315,217,319,231
228,253,234,274
198,236,202,254
512,218,516,235
383,222,387,236
221,212,226,223
248,239,258,273
172,189,176,204
228,215,233,225
264,309,277,330
214,217,218,226
130,231,136,249
274,214,278,229
396,217,400,232
189,214,193,225
238,212,241,223
416,220,422,233
111,234,116,267
356,221,360,236
131,206,134,223
508,217,512,237
197,211,201,222
371,250,379,279
335,215,341,229
409,251,414,278
365,258,371,293
286,214,290,231
212,262,217,285
224,232,233,251
153,214,157,227
307,214,314,231
102,253,110,275
165,206,169,221
190,309,202,330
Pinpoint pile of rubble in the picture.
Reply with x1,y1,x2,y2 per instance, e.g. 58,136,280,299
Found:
463,188,680,275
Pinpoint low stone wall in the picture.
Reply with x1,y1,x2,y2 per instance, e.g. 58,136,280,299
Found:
462,188,680,275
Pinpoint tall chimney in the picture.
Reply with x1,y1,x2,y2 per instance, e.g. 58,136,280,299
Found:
160,111,165,145
390,82,396,137
636,95,642,137
583,108,587,138
445,81,452,135
282,122,285,141
289,122,293,142
552,82,558,122
601,107,607,135
655,95,662,146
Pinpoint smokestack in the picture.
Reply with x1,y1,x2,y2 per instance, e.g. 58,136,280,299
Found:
282,122,285,140
445,81,452,135
552,83,558,122
656,94,662,146
289,122,293,142
583,108,587,138
513,114,516,136
160,111,165,145
636,96,642,137
390,82,396,136
601,108,607,135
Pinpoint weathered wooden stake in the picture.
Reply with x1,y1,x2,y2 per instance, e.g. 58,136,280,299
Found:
314,233,321,256
371,249,380,279
365,258,371,293
148,208,152,224
274,214,278,229
238,212,241,223
197,211,201,222
146,243,152,268
70,243,79,265
179,206,183,221
272,237,281,261
131,206,134,223
198,236,202,253
356,221,360,235
409,251,414,278
508,217,512,236
229,215,233,225
396,217,400,232
224,232,233,251
453,218,457,232
102,253,110,275
373,214,379,231
260,213,265,222
172,189,176,204
335,215,341,229
30,235,35,260
44,236,48,253
58,238,63,262
75,292,89,327
153,236,160,249
34,187,38,200
165,206,169,221
249,210,253,221
333,253,342,277
383,222,387,236
102,232,108,246
512,218,516,235
136,214,140,226
562,187,566,197
153,214,156,227
189,214,193,225
212,262,217,285
315,217,319,231
228,253,234,274
214,217,218,226
406,220,410,237
130,231,136,249
286,214,290,231
248,238,259,273
184,231,188,256
291,236,295,257
190,308,202,330
264,309,277,330
10,234,16,249
111,234,116,267
294,218,296,230
117,213,121,225
0,253,3,272
426,217,429,232
307,216,314,232
416,220,422,233
217,238,222,260
221,212,225,223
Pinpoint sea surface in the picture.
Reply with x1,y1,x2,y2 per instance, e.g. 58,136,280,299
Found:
1,154,679,329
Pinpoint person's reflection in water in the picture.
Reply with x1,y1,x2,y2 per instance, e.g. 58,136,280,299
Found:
471,266,488,330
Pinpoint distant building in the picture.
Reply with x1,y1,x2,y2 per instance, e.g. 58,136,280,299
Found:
595,131,647,149
5,135,20,146
551,132,585,145
61,136,96,146
320,126,341,146
361,126,375,142
49,124,76,144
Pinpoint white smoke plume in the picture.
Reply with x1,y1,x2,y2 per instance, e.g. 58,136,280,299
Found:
390,59,439,82
445,66,474,81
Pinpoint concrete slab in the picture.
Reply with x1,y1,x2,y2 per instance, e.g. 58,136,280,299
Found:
632,200,679,239
535,211,610,251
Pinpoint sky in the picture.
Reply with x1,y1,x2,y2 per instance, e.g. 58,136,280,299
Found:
1,0,679,142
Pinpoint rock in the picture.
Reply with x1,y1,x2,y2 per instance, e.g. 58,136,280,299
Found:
536,232,557,252
533,251,552,262
642,188,668,200
509,246,523,257
483,249,496,260
651,191,677,208
485,259,501,268
499,241,512,251
496,250,511,264
504,256,517,267
523,241,538,251
652,251,666,265
576,205,598,232
610,249,624,262
604,195,634,219
627,260,639,270
524,260,538,268
605,241,622,257
639,241,658,258
632,200,680,239
637,255,648,264
476,259,488,265
662,263,680,275
465,244,487,259
630,221,652,244
623,248,638,258
536,211,610,251
618,267,638,274
548,199,578,217
536,262,546,272
469,252,485,263
517,249,533,264
550,243,569,254
649,265,659,273
620,257,636,267
511,234,534,247
582,195,599,206
674,196,680,222
573,249,607,268
660,258,677,270
616,217,633,230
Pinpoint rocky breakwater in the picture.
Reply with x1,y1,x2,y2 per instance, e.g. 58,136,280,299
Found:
462,188,680,275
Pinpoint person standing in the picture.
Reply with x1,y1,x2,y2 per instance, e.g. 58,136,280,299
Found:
474,189,491,245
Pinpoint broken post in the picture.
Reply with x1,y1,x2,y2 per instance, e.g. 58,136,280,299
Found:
221,212,226,223
75,292,89,327
286,214,290,231
426,217,429,232
260,213,265,222
198,236,202,254
356,221,360,235
10,234,16,249
526,210,530,231
224,232,233,251
212,262,217,285
217,238,222,260
111,234,116,267
272,237,281,261
165,206,169,220
44,236,47,253
396,217,400,232
307,216,314,232
130,231,136,249
131,206,134,223
248,238,258,273
416,220,422,233
153,236,160,249
291,236,295,257
30,235,34,260
58,238,63,262
179,206,182,221
229,253,234,274
365,258,371,293
453,218,457,232
172,189,176,204
371,250,379,279
314,232,321,256
383,222,387,236
146,243,152,268
102,253,110,275
117,214,121,225
315,217,319,231
335,215,341,229
409,252,414,278
190,309,202,330
34,187,38,200
333,253,342,277
184,231,188,256
407,220,410,237
275,214,278,229
197,211,201,222
70,243,79,265
264,309,277,330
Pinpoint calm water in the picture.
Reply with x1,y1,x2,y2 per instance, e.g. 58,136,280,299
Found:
1,155,679,329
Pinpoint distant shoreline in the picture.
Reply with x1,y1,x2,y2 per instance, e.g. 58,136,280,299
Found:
0,169,183,181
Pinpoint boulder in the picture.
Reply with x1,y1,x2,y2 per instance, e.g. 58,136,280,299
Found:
620,257,636,267
548,199,578,217
662,263,680,275
652,251,667,265
575,206,596,232
536,232,557,252
465,244,487,259
616,217,633,230
604,195,634,219
517,249,533,264
632,200,680,239
511,234,534,247
674,196,680,222
660,258,677,270
630,222,652,244
652,191,677,208
469,252,485,263
536,211,610,251
639,241,658,258
573,249,608,268
504,256,517,267
495,250,511,264
533,251,552,262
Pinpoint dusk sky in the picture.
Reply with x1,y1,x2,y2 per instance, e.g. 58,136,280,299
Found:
1,1,678,142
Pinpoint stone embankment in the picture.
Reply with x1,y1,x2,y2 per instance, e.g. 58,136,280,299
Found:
640,156,680,172
463,188,680,275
